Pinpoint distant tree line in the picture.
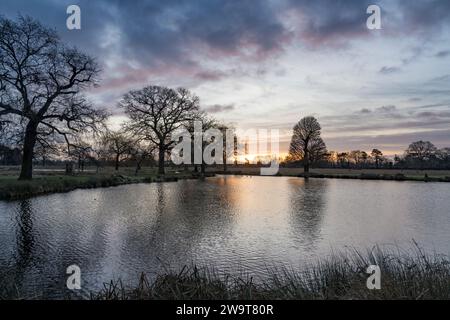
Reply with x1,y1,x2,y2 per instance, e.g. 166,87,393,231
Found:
285,116,450,170
395,141,450,170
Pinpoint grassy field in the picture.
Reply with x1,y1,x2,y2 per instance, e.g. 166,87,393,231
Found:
91,245,450,300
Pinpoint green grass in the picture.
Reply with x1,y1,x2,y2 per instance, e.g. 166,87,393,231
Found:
0,167,204,200
92,244,450,300
0,174,143,200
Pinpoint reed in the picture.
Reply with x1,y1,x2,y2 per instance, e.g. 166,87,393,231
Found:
92,244,450,300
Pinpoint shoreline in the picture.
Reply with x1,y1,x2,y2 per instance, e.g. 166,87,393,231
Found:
0,172,214,201
215,169,450,183
221,172,450,183
1,167,449,201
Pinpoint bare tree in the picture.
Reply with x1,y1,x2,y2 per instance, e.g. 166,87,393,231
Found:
70,140,92,172
288,116,327,173
308,137,328,167
120,86,199,175
0,16,105,180
437,148,450,162
102,130,134,171
371,149,383,168
349,150,368,168
337,152,350,168
34,139,60,167
129,139,156,176
90,137,110,173
405,141,437,168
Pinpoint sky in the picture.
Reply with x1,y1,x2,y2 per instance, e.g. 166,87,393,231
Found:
2,0,450,156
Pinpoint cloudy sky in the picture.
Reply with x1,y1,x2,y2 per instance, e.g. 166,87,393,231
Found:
2,0,450,155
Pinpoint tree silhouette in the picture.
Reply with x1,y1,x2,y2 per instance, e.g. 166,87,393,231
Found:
102,130,134,171
0,16,105,180
405,141,437,168
120,86,199,175
288,116,327,173
371,149,383,168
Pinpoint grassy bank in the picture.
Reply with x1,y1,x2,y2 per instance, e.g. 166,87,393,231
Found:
93,245,450,300
0,169,206,201
215,167,450,182
296,172,450,182
0,174,143,201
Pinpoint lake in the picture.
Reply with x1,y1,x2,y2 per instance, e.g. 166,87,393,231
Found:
0,175,449,298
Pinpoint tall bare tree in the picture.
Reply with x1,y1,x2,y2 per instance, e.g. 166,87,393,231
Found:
120,86,199,175
371,149,383,168
0,16,105,180
405,140,437,168
349,150,368,167
308,137,328,166
130,140,156,176
102,130,134,171
288,116,327,173
70,140,92,172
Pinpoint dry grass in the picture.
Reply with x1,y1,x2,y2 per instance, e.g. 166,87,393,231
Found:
92,244,450,300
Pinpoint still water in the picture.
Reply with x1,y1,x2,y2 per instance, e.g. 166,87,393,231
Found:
0,176,449,298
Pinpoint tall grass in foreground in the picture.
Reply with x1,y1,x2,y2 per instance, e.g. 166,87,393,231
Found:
92,244,450,300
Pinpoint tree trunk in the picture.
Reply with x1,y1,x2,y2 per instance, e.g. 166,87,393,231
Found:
158,146,165,175
135,159,142,176
19,122,38,180
65,162,73,175
115,154,120,171
223,150,227,173
201,162,206,175
303,149,310,173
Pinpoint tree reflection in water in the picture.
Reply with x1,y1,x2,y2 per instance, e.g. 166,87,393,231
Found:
288,178,327,249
